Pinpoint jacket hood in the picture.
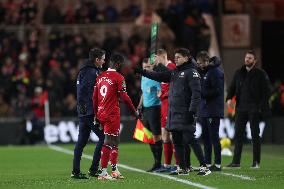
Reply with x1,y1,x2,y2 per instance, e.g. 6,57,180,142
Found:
208,56,221,68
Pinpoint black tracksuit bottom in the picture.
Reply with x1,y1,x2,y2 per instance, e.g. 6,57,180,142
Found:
172,130,206,170
232,109,261,164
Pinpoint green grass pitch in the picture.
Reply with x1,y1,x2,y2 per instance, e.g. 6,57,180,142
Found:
0,143,283,189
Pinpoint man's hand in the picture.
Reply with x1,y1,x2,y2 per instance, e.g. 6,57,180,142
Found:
93,117,102,130
227,99,235,109
134,110,142,120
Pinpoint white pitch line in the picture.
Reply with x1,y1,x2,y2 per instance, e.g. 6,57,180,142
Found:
220,172,255,181
48,145,217,189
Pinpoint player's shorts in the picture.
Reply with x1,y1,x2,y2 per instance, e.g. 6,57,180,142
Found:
142,105,161,135
161,99,169,129
99,115,120,136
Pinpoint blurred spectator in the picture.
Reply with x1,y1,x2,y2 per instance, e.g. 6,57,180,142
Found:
62,1,76,24
104,1,119,22
0,0,217,118
11,63,30,97
11,92,30,117
43,0,62,24
19,112,44,144
75,1,91,24
120,1,141,22
197,21,211,52
0,2,5,23
0,57,15,95
102,28,123,57
31,86,47,118
64,67,77,96
62,93,77,117
19,0,38,24
269,80,284,115
4,0,20,25
135,3,162,25
165,0,184,45
0,93,11,117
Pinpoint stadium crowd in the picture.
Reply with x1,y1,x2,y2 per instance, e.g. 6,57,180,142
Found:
0,0,214,118
0,0,283,118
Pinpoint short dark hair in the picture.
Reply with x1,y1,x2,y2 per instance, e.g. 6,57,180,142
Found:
157,49,167,55
246,49,257,59
109,53,125,69
174,48,191,58
196,51,210,61
89,48,105,61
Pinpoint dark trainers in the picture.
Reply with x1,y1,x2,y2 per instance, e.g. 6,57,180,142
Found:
154,165,169,173
209,165,222,171
155,165,177,173
146,163,161,172
71,172,89,179
187,166,194,172
88,169,102,177
224,163,241,169
250,162,260,169
197,166,211,176
169,168,188,175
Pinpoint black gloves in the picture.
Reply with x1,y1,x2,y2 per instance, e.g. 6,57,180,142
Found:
188,111,196,124
78,104,87,115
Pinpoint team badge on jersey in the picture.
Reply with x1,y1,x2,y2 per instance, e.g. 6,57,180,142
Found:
193,71,200,78
179,72,185,77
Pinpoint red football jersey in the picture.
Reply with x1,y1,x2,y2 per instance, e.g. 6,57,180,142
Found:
160,61,176,100
93,69,126,120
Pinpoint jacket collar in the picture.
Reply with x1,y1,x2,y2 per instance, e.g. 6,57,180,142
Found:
176,58,196,71
79,59,101,71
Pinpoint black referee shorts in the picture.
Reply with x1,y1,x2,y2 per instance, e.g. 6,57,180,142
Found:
142,105,161,136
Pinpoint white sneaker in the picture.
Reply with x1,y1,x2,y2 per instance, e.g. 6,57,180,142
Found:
111,170,125,179
98,171,116,180
197,166,211,176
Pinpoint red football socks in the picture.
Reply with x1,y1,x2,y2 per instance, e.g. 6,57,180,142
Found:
163,142,173,165
110,146,118,165
100,145,112,168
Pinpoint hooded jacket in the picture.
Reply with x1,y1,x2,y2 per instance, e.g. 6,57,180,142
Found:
198,56,224,118
76,59,101,117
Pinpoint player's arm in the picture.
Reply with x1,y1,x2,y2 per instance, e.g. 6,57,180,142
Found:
137,95,143,109
119,92,137,115
118,79,139,119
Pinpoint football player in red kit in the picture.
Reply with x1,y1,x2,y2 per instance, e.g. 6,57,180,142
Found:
155,49,180,172
93,53,139,180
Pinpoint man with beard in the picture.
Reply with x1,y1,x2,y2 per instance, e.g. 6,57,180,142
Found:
225,50,271,169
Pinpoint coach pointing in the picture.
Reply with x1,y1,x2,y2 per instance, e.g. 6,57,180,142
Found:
136,48,211,176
